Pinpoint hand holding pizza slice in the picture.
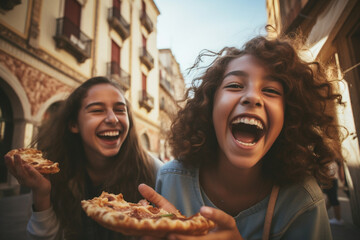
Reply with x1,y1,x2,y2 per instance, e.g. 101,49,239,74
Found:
5,148,60,174
4,148,59,211
81,186,215,238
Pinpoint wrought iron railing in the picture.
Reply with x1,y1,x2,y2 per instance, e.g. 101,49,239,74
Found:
54,17,92,62
108,7,130,39
139,90,154,111
107,61,130,90
140,11,153,33
139,47,154,69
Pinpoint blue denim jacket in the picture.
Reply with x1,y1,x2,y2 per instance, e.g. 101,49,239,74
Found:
156,160,332,240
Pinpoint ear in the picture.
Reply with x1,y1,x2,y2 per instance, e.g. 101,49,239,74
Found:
69,122,79,133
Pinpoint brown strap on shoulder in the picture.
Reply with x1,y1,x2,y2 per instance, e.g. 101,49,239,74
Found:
262,185,280,240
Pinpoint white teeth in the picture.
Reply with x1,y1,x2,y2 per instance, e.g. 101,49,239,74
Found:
235,139,256,146
99,131,119,137
232,117,263,129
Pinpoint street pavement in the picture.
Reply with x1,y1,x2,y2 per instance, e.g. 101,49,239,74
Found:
327,186,360,240
0,187,359,239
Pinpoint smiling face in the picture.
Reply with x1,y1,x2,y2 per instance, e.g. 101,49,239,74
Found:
212,54,284,169
70,83,130,164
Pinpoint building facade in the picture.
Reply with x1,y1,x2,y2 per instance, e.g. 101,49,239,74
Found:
0,0,165,196
266,0,360,226
158,49,185,161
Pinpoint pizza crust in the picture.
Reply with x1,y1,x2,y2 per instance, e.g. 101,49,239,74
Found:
81,191,215,237
5,148,60,174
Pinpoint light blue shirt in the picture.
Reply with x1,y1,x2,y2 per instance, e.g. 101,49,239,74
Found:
156,160,332,240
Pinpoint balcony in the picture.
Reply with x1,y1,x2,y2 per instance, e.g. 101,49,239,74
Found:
160,97,174,116
139,90,154,112
53,17,92,63
107,61,130,91
160,77,174,95
108,7,130,40
139,47,154,70
140,11,154,33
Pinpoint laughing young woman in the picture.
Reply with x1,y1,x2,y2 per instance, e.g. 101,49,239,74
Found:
5,77,162,240
139,35,345,240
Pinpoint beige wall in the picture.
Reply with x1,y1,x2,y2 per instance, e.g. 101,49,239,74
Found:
0,0,166,191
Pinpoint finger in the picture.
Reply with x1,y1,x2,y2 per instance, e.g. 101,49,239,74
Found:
13,154,27,177
13,155,41,185
4,155,17,176
200,206,237,230
24,164,42,179
138,184,179,213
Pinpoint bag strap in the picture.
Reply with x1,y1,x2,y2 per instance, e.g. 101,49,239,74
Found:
262,185,280,240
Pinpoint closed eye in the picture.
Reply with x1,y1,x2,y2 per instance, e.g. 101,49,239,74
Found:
224,83,244,89
263,88,282,96
114,108,126,113
89,109,104,113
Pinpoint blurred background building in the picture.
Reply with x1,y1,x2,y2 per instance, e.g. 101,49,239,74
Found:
0,0,184,196
158,49,185,161
266,0,360,227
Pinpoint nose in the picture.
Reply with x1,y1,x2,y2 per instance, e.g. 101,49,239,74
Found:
240,87,263,107
104,110,119,124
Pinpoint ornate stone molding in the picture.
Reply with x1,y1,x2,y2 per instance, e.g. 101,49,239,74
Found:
28,0,42,48
0,50,72,116
0,23,86,83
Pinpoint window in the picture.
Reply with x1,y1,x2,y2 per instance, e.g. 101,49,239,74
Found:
142,34,147,48
64,0,81,38
142,73,147,92
113,0,120,10
111,40,121,74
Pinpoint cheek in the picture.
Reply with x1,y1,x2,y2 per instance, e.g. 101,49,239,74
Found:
120,116,130,133
271,105,285,133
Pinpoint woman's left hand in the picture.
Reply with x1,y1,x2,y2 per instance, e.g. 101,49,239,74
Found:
138,184,243,240
167,206,244,240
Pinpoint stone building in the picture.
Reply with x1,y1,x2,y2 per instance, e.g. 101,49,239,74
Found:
266,0,360,226
0,0,163,196
158,49,185,161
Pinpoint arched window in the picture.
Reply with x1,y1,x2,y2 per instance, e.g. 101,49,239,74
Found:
141,133,150,151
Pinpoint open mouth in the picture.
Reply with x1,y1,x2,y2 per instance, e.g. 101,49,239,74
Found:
97,130,121,141
231,117,265,146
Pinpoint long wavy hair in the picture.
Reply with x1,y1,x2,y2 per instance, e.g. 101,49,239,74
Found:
169,35,346,187
33,77,156,239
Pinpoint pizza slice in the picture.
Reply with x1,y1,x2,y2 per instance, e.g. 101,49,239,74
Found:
5,148,60,174
81,191,215,237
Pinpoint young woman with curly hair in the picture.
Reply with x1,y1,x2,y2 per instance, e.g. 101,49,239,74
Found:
139,34,345,239
5,77,162,240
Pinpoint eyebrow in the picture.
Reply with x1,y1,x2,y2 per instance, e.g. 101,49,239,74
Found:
85,102,126,109
223,70,281,83
223,70,248,79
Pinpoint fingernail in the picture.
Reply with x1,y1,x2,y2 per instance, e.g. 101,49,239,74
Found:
201,206,212,215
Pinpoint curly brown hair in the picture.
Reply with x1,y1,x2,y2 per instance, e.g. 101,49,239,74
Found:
33,77,156,239
169,35,346,187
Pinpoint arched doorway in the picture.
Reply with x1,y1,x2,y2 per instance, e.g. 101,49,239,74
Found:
0,86,13,184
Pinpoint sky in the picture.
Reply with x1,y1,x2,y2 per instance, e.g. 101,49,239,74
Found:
154,0,268,85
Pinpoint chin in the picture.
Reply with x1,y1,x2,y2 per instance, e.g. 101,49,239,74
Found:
101,148,121,158
226,152,264,169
